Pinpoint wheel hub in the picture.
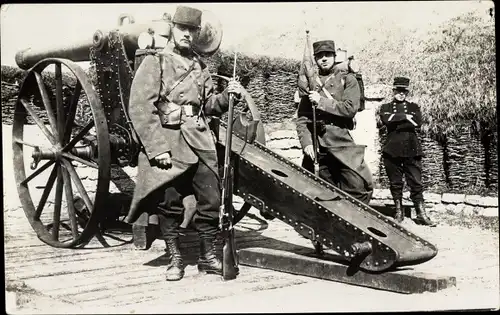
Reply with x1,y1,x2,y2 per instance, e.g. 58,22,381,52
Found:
30,145,93,169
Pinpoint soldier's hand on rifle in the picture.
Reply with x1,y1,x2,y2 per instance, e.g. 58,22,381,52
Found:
405,114,414,120
308,91,321,105
154,152,172,169
304,145,316,160
228,79,244,99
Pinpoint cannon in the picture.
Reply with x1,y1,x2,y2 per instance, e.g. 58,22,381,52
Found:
12,11,437,272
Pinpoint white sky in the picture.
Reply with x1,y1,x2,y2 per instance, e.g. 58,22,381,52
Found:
0,1,494,69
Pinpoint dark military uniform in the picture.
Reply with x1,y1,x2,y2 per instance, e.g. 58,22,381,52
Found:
378,100,423,202
296,40,373,205
377,76,435,226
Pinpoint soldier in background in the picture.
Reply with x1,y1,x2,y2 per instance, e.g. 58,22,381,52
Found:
124,5,246,281
296,40,373,205
377,77,436,226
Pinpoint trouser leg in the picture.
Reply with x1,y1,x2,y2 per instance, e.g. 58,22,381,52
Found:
403,156,423,203
155,167,196,239
156,187,184,240
191,160,221,238
191,160,223,274
383,154,405,221
383,154,404,201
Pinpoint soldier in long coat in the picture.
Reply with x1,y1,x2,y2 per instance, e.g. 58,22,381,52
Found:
124,5,245,281
296,40,373,205
377,77,435,226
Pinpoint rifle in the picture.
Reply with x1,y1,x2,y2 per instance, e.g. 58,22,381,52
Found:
220,51,239,281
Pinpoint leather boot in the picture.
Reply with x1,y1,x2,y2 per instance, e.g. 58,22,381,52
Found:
198,237,223,275
165,238,184,281
394,199,404,223
414,201,436,227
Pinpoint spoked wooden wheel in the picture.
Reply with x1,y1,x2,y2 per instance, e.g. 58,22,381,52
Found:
12,58,110,248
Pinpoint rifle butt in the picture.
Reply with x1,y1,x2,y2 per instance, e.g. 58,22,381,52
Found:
222,237,238,280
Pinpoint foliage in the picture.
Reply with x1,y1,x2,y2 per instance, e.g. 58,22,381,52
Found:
359,11,496,137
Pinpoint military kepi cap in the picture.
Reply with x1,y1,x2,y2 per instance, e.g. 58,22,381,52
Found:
173,6,202,29
313,40,336,56
393,76,410,90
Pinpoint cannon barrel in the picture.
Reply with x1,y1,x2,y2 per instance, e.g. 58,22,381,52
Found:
15,19,171,70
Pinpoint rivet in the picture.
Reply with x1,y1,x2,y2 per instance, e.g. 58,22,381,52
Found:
336,246,340,250
295,222,298,226
300,226,303,230
385,246,390,250
308,231,311,234
323,238,326,242
375,262,379,266
383,259,387,263
329,242,333,246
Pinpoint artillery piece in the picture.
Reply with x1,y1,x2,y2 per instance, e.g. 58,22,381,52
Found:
12,10,225,248
12,10,438,273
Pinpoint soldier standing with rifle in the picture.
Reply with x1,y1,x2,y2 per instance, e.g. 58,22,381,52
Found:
296,38,373,205
377,77,436,226
124,5,246,281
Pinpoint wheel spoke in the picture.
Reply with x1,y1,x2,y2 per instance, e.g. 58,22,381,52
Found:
34,72,58,137
52,167,64,241
20,160,55,186
61,158,94,213
63,82,82,144
34,164,58,220
61,166,79,239
13,138,41,148
62,120,94,152
19,98,56,145
55,63,65,144
61,151,98,169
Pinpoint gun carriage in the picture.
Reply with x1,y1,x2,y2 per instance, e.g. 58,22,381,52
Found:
12,11,437,273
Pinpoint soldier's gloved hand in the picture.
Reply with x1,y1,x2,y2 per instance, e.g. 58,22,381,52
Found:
308,91,321,105
228,79,244,100
154,152,172,169
304,145,316,160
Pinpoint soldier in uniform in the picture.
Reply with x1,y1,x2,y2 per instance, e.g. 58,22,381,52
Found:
124,5,246,281
377,77,436,226
296,40,373,205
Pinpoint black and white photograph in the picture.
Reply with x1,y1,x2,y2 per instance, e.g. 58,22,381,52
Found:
2,1,498,313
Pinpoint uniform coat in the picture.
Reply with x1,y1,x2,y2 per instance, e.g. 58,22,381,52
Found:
296,71,373,204
124,47,229,224
378,100,424,202
378,100,423,157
